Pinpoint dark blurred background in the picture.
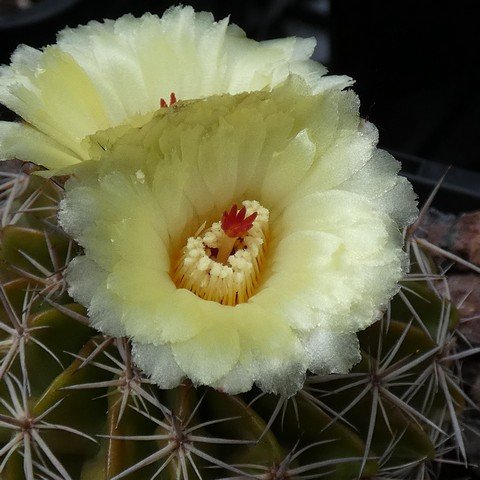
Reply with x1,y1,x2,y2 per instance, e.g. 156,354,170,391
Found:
1,0,479,210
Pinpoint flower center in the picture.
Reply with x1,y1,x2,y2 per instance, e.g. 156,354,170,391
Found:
172,200,269,306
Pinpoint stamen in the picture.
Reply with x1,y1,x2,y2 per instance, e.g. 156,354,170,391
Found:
172,201,269,306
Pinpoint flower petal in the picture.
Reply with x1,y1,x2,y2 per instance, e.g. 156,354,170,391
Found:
172,324,241,385
253,189,405,332
338,147,418,227
0,122,82,171
132,342,185,389
66,256,106,307
300,329,361,374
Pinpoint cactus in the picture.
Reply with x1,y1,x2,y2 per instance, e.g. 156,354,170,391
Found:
0,161,477,480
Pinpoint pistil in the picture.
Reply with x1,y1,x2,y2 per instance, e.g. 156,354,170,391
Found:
160,92,177,108
216,205,257,264
216,236,237,265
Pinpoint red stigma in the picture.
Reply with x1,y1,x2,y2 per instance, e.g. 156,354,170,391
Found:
221,204,257,238
160,92,178,108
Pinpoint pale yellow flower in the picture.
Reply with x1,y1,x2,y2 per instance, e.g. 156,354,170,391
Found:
0,5,417,394
0,6,331,174
59,79,417,395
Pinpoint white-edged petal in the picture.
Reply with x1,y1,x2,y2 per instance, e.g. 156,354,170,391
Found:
67,256,126,337
300,329,361,374
132,342,184,389
172,324,241,385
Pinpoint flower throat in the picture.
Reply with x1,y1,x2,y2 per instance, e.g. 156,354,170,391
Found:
172,201,269,306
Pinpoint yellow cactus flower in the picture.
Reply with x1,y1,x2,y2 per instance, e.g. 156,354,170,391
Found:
0,5,417,394
59,79,417,395
0,6,330,174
